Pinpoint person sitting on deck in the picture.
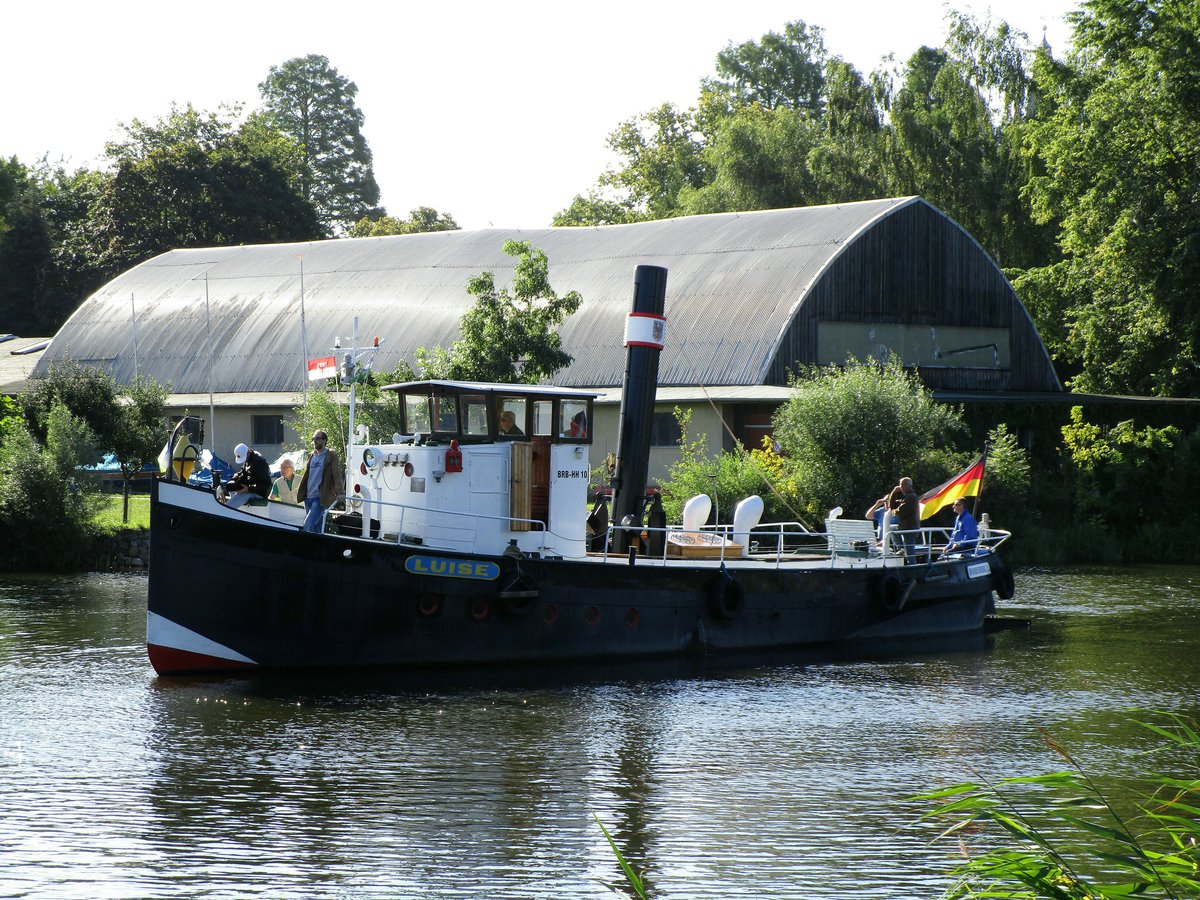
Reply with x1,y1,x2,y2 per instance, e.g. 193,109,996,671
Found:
940,498,980,558
221,443,271,509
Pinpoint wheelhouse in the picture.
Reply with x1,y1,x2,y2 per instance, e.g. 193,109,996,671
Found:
382,380,595,446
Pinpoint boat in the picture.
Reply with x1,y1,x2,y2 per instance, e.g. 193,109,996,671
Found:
147,265,1014,675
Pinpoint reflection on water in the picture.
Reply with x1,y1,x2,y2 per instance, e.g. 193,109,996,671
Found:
1,568,1198,898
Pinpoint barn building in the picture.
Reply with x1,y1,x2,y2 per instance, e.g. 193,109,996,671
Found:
36,196,1059,477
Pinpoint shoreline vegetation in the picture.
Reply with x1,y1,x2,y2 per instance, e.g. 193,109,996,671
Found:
5,356,1200,573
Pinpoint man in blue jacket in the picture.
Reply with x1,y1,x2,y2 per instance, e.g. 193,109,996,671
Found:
942,497,980,557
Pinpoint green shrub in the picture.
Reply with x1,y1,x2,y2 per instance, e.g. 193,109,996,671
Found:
659,409,804,525
772,357,967,516
0,410,103,572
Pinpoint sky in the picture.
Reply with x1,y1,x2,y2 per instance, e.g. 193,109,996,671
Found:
6,0,1081,231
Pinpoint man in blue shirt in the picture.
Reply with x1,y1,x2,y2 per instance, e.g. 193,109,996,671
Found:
296,430,344,533
942,497,980,557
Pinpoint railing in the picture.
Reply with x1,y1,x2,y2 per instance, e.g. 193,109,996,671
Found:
320,493,555,553
590,520,1011,568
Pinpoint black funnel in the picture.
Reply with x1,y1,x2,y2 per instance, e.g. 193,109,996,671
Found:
610,265,668,548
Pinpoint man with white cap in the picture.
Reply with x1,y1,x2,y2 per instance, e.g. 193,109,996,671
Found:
221,442,272,509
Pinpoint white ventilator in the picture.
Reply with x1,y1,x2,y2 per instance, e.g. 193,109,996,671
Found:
681,494,712,534
732,496,765,557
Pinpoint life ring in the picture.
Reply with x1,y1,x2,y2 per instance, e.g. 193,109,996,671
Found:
709,568,744,619
991,560,1016,600
876,574,909,613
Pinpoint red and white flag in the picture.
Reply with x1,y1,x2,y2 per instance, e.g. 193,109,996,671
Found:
307,355,337,381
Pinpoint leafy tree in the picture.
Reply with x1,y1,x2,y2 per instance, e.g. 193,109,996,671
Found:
595,103,709,220
551,191,642,227
347,207,459,237
22,357,169,521
102,104,322,273
771,357,965,517
259,54,381,233
110,376,168,522
1060,405,1188,535
0,159,55,334
0,406,102,572
415,241,582,383
1020,0,1200,396
704,20,830,114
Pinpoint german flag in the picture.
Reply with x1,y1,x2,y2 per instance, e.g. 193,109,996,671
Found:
919,455,984,520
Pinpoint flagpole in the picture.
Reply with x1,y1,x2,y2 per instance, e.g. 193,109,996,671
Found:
973,440,990,518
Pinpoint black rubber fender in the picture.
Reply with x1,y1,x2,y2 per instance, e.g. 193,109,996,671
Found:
709,567,745,619
498,574,539,616
990,558,1016,600
876,573,905,613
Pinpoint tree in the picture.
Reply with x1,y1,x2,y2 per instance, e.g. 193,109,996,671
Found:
259,55,381,233
101,104,322,273
1020,0,1200,396
21,357,169,521
0,404,102,572
704,20,830,115
347,207,459,237
415,241,581,383
109,376,168,522
0,158,55,334
771,357,966,517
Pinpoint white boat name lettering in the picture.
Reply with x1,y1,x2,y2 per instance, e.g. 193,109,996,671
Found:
404,556,500,580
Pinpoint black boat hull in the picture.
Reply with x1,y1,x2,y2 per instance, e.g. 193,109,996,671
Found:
148,481,1000,675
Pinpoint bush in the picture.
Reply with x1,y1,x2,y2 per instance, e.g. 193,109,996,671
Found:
659,409,804,526
0,409,103,572
772,357,966,516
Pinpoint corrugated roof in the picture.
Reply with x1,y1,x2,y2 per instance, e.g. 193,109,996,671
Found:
39,198,916,392
0,337,52,394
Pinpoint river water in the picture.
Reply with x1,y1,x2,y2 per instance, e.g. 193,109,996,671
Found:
1,568,1198,899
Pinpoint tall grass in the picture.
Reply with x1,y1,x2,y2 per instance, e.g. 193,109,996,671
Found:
916,715,1200,899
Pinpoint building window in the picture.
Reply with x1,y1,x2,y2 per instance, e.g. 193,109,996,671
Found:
650,412,682,447
252,415,285,445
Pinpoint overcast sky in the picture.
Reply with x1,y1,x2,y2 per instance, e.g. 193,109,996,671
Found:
6,0,1080,230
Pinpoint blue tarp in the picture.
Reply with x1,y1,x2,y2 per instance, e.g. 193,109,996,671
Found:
188,452,235,487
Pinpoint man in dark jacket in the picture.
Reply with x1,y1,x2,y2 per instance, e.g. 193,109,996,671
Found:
891,476,921,559
222,442,272,509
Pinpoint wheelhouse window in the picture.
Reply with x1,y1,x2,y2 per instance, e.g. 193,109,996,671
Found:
559,399,588,440
432,395,458,434
497,397,527,440
403,395,432,434
532,400,554,437
461,394,490,439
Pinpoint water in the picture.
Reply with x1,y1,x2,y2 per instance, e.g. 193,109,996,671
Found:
1,568,1198,899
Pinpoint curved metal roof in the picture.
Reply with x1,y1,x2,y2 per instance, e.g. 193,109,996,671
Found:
39,197,1037,392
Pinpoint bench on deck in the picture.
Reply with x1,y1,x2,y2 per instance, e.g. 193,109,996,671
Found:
825,517,881,558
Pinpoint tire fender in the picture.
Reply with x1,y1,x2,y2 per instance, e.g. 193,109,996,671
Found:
709,567,744,619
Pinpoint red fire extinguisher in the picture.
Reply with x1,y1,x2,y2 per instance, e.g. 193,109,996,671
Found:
445,439,463,474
